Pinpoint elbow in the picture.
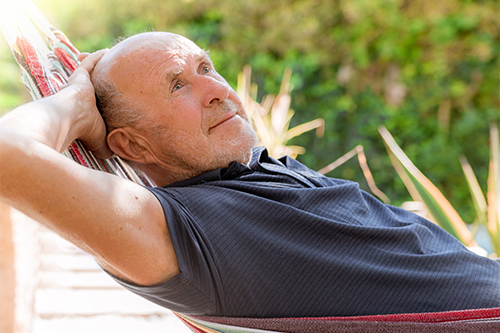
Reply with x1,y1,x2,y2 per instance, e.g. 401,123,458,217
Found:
96,251,180,287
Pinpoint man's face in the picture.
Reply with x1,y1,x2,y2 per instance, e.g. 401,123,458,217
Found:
107,33,257,180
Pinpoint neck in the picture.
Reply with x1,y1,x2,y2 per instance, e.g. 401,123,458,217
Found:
129,161,206,187
128,149,255,187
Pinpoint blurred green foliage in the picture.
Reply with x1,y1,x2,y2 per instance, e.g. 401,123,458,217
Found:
0,0,498,222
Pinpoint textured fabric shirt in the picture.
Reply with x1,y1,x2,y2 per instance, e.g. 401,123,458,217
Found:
110,147,500,317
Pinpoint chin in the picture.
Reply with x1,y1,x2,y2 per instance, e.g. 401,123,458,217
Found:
215,133,256,168
233,148,253,166
234,130,257,165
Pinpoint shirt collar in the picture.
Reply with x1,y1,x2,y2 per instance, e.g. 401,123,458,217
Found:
164,147,267,188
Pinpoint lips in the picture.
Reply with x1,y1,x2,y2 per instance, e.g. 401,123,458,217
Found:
210,111,237,130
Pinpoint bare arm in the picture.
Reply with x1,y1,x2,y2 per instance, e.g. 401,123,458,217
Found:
0,51,179,286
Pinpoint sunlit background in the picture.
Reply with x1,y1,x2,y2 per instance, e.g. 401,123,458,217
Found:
1,0,498,214
0,0,498,331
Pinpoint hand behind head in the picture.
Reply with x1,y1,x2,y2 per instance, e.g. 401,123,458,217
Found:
66,49,114,159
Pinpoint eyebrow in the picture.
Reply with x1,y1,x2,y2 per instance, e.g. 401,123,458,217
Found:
202,49,212,63
165,51,213,82
165,67,184,82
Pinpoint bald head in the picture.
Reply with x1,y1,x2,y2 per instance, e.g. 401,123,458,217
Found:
91,32,201,131
89,31,255,184
99,32,199,65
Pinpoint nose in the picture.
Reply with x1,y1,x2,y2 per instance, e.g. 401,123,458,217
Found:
201,76,230,107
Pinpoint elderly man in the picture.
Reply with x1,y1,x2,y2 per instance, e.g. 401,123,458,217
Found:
0,32,499,318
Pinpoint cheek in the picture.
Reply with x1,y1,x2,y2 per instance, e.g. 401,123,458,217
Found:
178,98,201,123
172,100,202,132
179,112,201,126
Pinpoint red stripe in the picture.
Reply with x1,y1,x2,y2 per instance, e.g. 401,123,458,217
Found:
95,157,110,173
293,307,500,323
69,142,89,168
17,36,53,97
191,307,500,327
53,30,80,55
53,48,78,73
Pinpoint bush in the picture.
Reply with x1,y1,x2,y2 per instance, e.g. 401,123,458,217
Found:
1,0,497,218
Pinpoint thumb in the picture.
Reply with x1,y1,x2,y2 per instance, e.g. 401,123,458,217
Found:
78,49,109,74
90,142,115,160
78,52,90,62
79,133,115,160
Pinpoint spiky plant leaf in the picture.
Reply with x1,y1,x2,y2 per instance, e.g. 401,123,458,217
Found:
379,126,473,245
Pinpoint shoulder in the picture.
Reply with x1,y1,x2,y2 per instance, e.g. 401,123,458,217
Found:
267,149,352,188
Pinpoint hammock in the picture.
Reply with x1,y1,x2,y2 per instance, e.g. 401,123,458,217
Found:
176,308,500,332
2,1,499,332
0,0,153,187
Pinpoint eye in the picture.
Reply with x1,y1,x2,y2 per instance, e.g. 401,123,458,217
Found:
172,82,182,92
201,65,211,74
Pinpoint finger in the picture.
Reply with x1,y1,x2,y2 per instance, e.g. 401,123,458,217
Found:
80,136,115,160
78,49,109,74
78,52,90,62
92,144,115,160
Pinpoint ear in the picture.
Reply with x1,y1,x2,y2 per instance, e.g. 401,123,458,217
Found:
107,128,155,164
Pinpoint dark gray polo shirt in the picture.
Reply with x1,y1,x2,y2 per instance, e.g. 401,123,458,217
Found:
110,147,500,317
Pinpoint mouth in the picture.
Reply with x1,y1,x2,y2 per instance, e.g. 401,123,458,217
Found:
210,111,237,130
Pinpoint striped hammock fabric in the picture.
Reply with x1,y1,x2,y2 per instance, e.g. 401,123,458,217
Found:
175,307,500,333
0,0,153,187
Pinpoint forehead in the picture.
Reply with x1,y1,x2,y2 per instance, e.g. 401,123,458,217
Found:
116,32,205,67
106,33,207,92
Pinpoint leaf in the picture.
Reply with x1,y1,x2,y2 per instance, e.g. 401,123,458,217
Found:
318,145,390,204
237,65,324,159
271,68,293,135
286,118,325,141
356,145,391,204
459,155,487,226
379,126,473,245
271,93,291,136
487,123,500,254
317,146,358,175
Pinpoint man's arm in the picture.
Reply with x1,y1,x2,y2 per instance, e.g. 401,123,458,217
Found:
0,51,179,286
